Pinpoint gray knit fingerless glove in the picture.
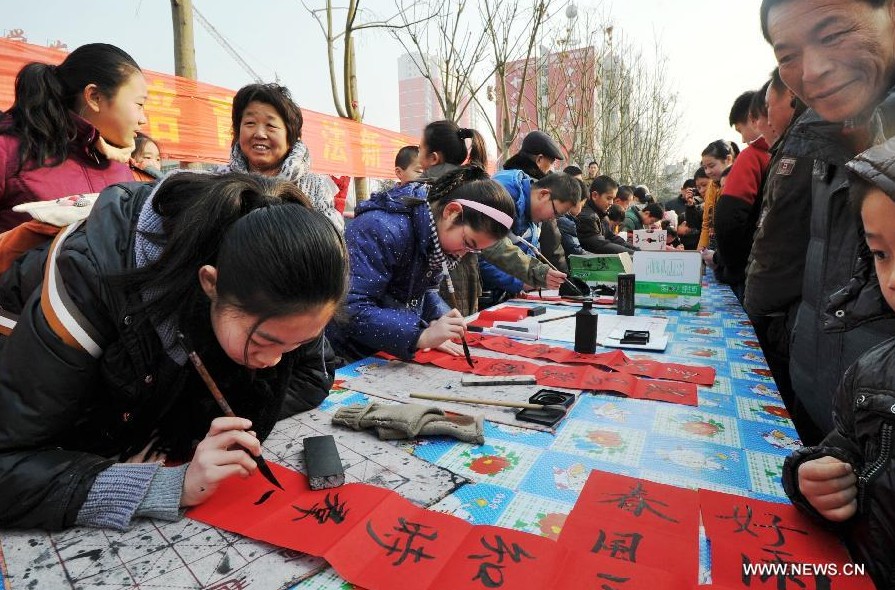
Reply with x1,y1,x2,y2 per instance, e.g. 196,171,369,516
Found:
332,403,484,444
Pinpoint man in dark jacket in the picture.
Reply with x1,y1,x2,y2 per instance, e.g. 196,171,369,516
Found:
760,0,895,439
743,69,814,439
622,202,664,232
576,175,636,255
714,85,772,300
665,179,702,250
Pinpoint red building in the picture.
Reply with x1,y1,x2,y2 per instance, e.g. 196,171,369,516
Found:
496,45,600,165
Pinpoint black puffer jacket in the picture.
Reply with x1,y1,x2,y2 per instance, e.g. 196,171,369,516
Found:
744,114,813,317
0,182,336,530
787,92,895,434
783,337,895,589
575,197,635,254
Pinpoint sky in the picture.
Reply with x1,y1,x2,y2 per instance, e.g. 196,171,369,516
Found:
6,0,777,168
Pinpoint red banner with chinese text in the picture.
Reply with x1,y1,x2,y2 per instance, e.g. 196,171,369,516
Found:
0,39,417,177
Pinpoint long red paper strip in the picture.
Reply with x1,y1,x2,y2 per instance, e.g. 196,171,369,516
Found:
188,463,688,590
699,490,874,589
190,463,872,590
466,333,716,386
407,347,699,406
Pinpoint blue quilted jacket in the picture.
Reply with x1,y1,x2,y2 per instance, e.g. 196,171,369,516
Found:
327,182,451,361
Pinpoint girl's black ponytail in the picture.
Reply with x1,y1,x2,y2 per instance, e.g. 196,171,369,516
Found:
1,43,140,172
4,62,73,171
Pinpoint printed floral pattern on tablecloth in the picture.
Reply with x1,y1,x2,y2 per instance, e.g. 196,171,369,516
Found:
668,344,728,362
642,435,749,490
483,422,556,447
639,469,748,498
723,318,754,328
572,395,658,429
518,450,638,504
408,436,458,464
683,326,723,337
727,338,763,351
704,375,734,396
742,382,782,400
652,407,742,448
428,482,513,525
739,420,802,455
697,391,738,416
736,351,767,365
552,419,646,465
736,397,792,426
494,492,574,541
730,363,776,383
746,450,787,498
434,441,539,488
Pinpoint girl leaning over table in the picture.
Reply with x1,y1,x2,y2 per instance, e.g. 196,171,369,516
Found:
327,165,516,363
0,171,347,531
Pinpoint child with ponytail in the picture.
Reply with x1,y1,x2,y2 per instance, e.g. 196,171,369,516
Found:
328,165,515,361
0,43,146,232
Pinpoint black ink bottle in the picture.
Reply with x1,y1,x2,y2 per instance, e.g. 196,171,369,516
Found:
574,299,598,354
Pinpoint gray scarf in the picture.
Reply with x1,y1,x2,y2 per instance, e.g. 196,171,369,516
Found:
224,140,344,231
134,180,188,365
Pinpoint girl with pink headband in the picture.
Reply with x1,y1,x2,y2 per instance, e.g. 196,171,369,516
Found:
326,165,516,362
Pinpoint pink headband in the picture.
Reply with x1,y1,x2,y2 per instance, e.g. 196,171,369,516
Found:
454,199,513,229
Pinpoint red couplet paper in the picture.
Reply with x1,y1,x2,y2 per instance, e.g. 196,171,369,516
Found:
409,346,699,406
326,492,474,590
467,307,531,328
187,463,393,557
552,549,690,590
192,461,737,590
428,525,564,590
557,471,700,580
466,333,716,386
699,490,875,589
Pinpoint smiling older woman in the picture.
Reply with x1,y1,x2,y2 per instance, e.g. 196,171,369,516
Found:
219,83,344,231
758,0,895,440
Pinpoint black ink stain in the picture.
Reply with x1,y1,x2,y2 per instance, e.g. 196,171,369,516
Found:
216,553,232,574
254,489,275,505
69,548,103,561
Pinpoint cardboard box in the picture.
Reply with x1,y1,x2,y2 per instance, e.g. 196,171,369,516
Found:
568,252,633,288
632,251,702,310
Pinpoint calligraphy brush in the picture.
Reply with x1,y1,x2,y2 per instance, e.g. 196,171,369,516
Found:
537,313,578,323
410,392,566,412
177,333,285,491
513,235,585,297
441,261,474,368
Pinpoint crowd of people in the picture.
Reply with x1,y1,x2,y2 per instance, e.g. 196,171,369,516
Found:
0,0,894,585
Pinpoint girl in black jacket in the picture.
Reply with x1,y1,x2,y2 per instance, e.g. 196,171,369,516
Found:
783,137,895,588
0,171,347,531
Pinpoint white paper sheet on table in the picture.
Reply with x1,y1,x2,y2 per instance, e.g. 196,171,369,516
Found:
538,312,668,348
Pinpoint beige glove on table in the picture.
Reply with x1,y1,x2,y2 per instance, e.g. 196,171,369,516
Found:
332,403,484,445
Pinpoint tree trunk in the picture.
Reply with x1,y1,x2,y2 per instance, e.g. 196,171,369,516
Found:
170,0,202,169
345,36,369,202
